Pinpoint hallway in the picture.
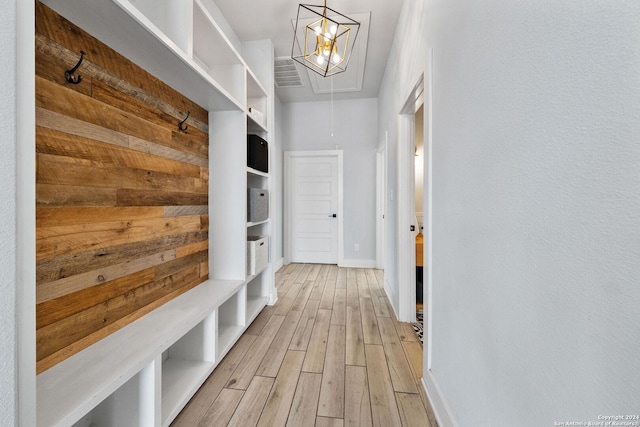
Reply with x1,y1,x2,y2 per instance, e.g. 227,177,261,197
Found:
172,264,437,426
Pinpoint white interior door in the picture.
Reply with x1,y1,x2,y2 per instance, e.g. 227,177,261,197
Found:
286,151,342,264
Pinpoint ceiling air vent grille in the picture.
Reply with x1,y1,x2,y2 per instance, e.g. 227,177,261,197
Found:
275,57,304,87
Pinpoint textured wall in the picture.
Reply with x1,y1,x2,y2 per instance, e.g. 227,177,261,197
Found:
381,0,640,425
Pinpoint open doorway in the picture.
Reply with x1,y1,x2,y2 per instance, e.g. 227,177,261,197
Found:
414,105,425,319
397,76,424,325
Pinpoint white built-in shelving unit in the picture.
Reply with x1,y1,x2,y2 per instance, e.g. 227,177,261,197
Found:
37,0,275,425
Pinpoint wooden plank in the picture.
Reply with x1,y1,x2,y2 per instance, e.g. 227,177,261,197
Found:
171,334,256,426
377,317,418,394
128,134,208,167
316,417,344,427
365,345,402,427
35,2,208,124
346,277,359,307
317,324,346,418
301,309,332,373
360,298,382,345
393,316,419,343
289,299,320,351
176,240,209,258
367,269,385,298
36,230,206,285
37,183,117,207
227,376,275,427
402,341,423,382
37,275,203,373
256,310,302,377
356,270,371,299
165,205,208,217
36,268,155,328
327,264,339,281
36,215,206,260
36,206,164,227
196,388,244,427
116,188,207,206
309,265,329,300
345,366,373,427
319,280,336,310
346,305,366,366
336,267,347,289
36,249,176,303
286,372,322,427
225,315,285,390
395,392,430,427
256,350,305,427
36,125,203,180
36,265,200,361
36,152,207,194
331,288,346,325
37,107,129,149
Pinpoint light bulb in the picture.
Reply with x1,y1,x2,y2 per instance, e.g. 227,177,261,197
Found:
323,48,330,56
314,25,322,35
324,32,331,40
332,53,341,64
330,25,337,35
316,55,325,65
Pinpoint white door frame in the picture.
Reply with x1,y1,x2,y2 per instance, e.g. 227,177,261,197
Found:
376,137,387,270
284,150,344,265
397,76,425,324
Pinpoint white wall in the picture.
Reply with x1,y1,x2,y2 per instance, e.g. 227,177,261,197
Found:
3,1,36,425
282,98,378,265
380,0,640,425
0,1,18,422
274,95,284,265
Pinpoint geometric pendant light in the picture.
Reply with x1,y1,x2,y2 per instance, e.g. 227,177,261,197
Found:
291,1,360,77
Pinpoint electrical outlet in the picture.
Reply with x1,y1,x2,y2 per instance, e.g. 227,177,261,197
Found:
354,243,359,251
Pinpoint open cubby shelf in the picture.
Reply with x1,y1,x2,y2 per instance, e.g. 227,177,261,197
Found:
36,0,275,425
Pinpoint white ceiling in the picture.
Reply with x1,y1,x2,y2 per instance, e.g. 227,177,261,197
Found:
213,0,405,103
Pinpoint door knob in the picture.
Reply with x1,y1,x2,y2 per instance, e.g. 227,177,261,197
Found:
328,213,337,218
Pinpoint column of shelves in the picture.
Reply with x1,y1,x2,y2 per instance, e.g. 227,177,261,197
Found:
245,68,271,324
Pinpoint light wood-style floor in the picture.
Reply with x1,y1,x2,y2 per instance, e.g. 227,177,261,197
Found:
172,264,438,427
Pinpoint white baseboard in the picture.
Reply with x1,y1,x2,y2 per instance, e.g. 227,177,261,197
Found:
383,276,400,319
338,259,377,268
422,371,458,427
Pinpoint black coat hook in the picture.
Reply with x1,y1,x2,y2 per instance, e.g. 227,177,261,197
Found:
65,50,86,84
178,111,190,132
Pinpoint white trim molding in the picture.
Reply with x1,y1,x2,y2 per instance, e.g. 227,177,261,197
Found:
423,372,458,427
339,259,377,269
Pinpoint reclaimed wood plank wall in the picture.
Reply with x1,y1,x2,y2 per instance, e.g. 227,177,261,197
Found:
35,2,210,374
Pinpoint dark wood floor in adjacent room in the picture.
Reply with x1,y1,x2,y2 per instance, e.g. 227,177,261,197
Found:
172,264,438,426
